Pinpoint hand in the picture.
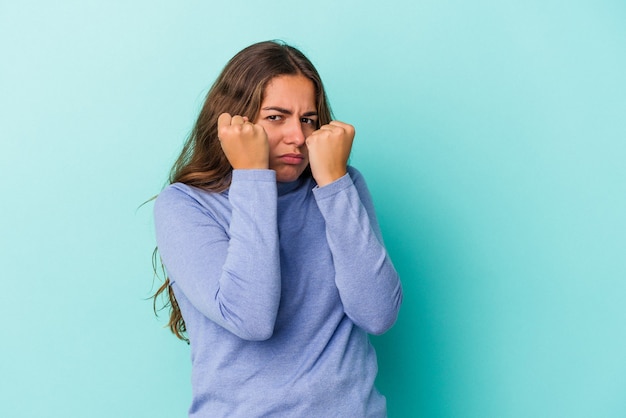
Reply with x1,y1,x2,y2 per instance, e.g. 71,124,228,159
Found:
306,121,355,187
218,113,269,170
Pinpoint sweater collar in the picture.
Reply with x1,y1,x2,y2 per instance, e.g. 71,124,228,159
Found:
277,175,309,196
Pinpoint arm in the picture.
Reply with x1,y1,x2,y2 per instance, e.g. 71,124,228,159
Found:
313,167,403,334
154,170,281,341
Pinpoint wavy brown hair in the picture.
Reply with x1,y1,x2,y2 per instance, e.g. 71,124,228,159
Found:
153,40,333,342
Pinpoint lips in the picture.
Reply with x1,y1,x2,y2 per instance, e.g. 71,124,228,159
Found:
279,153,305,165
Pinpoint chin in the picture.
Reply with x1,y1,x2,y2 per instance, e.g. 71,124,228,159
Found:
276,174,300,183
275,166,307,183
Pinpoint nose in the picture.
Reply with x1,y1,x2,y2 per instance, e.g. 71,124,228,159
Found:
284,119,306,146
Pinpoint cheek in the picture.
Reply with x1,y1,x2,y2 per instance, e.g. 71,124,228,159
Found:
259,123,279,148
267,135,284,158
304,124,316,137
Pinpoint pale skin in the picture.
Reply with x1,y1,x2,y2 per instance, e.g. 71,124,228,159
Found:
217,74,355,186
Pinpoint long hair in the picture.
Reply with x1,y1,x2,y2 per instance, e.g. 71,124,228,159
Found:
153,40,333,342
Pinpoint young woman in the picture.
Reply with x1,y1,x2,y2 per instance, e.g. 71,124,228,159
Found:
153,40,403,417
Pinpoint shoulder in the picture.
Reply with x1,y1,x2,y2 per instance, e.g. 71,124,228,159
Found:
346,166,369,190
347,166,364,181
312,166,370,200
155,183,199,209
154,183,225,219
346,166,376,204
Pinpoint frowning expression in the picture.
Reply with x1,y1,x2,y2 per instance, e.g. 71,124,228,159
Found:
255,75,317,182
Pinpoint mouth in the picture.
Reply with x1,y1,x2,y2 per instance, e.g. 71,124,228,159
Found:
279,153,305,165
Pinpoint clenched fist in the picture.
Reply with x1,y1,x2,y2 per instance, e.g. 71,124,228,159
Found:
218,113,269,170
306,121,355,187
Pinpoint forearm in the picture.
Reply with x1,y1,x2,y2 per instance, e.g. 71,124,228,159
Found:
217,170,282,339
313,170,403,334
154,170,281,340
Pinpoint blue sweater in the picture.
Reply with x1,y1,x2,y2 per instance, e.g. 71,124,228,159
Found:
154,167,403,417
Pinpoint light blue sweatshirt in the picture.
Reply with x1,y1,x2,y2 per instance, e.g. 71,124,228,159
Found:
154,167,402,417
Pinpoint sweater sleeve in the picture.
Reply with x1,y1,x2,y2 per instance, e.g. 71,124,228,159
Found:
153,170,281,341
312,167,403,335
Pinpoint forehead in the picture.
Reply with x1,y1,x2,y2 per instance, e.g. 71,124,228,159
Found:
261,75,316,107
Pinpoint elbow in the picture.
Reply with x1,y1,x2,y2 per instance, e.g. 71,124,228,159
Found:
350,290,403,335
217,301,278,341
239,331,274,341
226,313,277,341
347,304,401,335
237,321,275,341
360,310,400,335
215,285,280,341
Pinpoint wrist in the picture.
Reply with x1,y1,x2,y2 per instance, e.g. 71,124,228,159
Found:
313,169,347,187
230,160,269,170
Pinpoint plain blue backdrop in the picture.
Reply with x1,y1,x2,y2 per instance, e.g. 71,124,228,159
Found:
1,1,625,417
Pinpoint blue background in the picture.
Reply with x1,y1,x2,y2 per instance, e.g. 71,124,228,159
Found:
1,1,625,417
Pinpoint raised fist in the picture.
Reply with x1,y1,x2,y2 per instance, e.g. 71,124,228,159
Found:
305,121,355,187
218,113,270,170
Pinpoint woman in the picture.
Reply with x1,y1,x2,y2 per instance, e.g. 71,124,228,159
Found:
153,40,403,417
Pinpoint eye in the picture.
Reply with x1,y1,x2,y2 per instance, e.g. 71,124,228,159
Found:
301,117,317,125
267,115,283,121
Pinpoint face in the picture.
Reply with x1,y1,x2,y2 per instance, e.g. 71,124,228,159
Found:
255,74,317,182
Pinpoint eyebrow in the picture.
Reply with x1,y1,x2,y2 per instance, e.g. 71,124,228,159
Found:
261,106,318,117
